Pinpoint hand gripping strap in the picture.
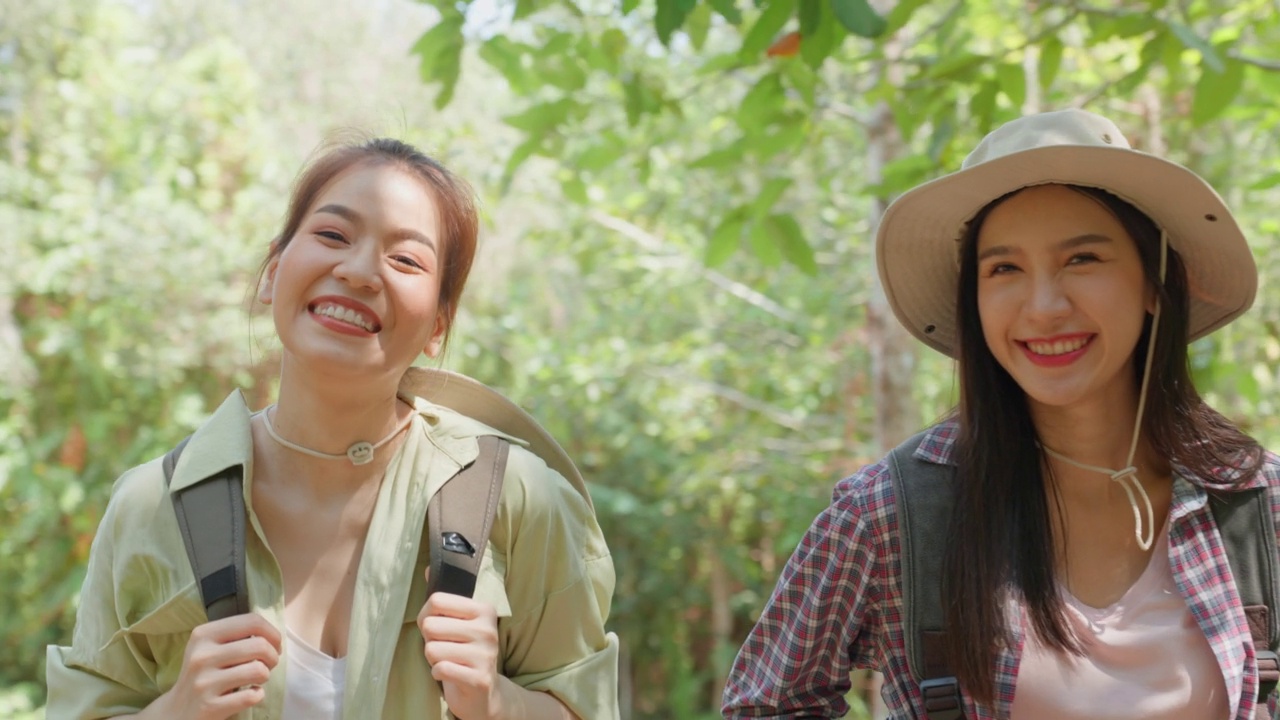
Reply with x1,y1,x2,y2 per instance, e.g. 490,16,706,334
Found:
426,435,510,599
1208,488,1280,718
888,431,965,720
162,437,250,621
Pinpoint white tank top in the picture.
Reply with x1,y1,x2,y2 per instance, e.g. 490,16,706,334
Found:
282,624,346,720
1010,523,1228,719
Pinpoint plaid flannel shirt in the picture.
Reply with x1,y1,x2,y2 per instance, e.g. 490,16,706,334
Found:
723,420,1280,719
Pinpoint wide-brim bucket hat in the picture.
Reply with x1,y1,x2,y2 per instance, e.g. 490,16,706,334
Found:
876,108,1257,358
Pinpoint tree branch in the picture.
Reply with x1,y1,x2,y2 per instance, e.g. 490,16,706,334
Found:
587,210,804,324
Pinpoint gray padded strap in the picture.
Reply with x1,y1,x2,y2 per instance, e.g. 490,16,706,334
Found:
426,435,509,598
888,431,956,681
163,437,249,621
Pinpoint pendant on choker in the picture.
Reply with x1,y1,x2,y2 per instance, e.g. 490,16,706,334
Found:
263,406,412,466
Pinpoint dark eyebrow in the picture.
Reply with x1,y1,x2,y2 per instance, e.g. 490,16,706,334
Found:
977,234,1113,262
1058,233,1113,250
313,203,437,251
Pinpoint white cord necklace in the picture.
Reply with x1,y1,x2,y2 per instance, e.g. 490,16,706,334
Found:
262,405,413,466
1039,230,1169,552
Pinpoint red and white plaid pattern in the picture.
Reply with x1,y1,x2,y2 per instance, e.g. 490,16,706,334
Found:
722,420,1280,719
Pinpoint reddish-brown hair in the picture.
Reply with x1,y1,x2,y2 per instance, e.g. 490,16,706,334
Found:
259,138,478,350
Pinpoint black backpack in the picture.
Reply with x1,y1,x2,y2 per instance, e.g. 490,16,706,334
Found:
888,430,1280,720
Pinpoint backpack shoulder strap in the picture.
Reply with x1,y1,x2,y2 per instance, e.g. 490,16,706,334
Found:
162,436,249,622
888,429,965,720
425,435,511,598
1209,486,1280,713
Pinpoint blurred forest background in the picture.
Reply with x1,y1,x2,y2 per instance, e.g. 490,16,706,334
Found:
3,0,1279,717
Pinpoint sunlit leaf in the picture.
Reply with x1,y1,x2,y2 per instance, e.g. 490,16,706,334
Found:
706,213,747,266
766,214,817,275
1038,37,1063,89
884,0,928,35
740,0,797,58
1168,20,1225,73
1191,57,1245,126
710,0,742,25
995,63,1025,108
410,14,465,108
685,2,713,50
748,220,783,265
751,177,792,219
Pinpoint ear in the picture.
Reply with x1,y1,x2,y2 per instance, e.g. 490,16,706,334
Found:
258,256,280,305
1145,281,1159,316
423,312,448,358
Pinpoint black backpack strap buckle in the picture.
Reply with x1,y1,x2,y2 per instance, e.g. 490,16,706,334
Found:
920,677,964,720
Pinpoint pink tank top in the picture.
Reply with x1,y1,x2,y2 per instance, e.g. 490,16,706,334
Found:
1010,525,1229,719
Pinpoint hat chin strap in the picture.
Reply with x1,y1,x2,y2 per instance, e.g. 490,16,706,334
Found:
1039,231,1168,552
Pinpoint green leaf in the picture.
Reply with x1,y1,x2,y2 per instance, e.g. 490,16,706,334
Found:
799,0,845,69
690,142,747,169
710,0,742,25
766,214,816,274
623,76,648,126
967,79,998,132
577,134,628,172
479,37,535,95
501,136,542,192
870,154,934,195
561,176,588,204
927,114,956,163
737,73,785,131
751,177,792,219
656,0,697,46
799,0,821,37
748,220,783,266
1191,57,1245,126
884,0,928,35
995,63,1025,108
1167,21,1225,73
925,52,989,80
740,0,796,58
502,98,578,133
410,14,465,108
514,0,547,19
751,122,807,158
706,214,746,267
621,0,640,13
1038,37,1063,90
830,0,887,38
1249,172,1280,190
685,2,713,50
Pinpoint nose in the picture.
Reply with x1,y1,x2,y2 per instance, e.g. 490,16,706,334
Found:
1026,272,1071,323
332,239,384,292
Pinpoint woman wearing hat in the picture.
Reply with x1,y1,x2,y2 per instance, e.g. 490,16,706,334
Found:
722,109,1278,719
46,137,619,720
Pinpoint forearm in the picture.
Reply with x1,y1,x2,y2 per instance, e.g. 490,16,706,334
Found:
496,676,579,720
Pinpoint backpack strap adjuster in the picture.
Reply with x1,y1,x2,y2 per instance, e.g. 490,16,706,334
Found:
920,677,963,720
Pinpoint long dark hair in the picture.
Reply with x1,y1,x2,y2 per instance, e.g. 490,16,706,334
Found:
943,184,1262,704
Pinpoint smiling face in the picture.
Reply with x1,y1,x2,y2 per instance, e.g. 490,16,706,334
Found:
258,161,446,381
975,184,1154,413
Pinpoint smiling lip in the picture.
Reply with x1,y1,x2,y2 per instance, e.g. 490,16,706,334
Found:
1017,333,1094,367
307,295,382,336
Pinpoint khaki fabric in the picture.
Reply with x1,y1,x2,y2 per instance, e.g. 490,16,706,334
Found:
46,391,619,720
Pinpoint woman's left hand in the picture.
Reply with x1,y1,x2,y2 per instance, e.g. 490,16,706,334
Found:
417,583,504,720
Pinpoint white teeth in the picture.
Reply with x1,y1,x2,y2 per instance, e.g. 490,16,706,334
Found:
315,304,374,332
1027,337,1087,355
